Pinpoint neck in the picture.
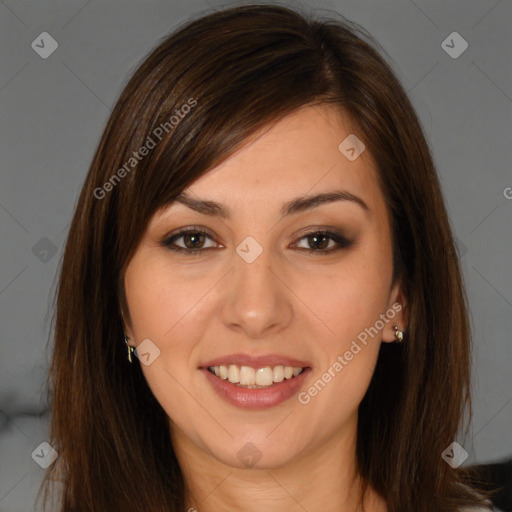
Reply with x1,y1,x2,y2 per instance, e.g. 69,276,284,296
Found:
170,414,386,512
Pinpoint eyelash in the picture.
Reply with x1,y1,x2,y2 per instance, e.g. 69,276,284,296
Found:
160,226,354,256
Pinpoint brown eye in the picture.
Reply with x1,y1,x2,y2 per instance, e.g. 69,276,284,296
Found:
293,231,354,254
161,228,218,255
181,232,207,250
161,228,353,256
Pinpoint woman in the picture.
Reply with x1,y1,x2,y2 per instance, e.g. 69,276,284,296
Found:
38,4,496,511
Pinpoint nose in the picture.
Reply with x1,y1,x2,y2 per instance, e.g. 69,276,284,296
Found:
220,242,294,340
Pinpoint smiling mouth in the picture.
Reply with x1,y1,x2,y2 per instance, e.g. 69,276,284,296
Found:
207,364,306,388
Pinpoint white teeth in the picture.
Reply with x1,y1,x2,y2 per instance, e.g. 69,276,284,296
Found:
209,364,304,386
255,367,273,386
273,365,284,382
228,365,240,383
239,366,256,385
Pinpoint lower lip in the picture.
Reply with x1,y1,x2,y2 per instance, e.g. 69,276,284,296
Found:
200,367,311,410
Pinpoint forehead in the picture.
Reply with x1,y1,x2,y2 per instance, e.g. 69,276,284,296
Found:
152,104,385,224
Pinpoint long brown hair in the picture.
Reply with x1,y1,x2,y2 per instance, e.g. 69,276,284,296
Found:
39,4,492,511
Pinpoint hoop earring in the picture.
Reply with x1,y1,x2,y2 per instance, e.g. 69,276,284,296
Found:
393,324,404,343
124,334,136,363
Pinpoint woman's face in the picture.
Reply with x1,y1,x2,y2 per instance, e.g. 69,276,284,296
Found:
123,104,406,470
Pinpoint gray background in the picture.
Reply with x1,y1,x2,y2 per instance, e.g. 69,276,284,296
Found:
0,0,511,510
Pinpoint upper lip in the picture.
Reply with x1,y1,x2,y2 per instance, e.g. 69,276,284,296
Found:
200,353,312,369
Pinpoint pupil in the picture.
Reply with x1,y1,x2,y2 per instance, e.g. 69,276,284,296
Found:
185,233,203,249
311,234,327,250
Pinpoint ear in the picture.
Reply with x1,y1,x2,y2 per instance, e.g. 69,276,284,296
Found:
120,306,136,348
119,279,137,347
381,279,408,343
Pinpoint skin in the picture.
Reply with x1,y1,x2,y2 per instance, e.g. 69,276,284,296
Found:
123,103,407,512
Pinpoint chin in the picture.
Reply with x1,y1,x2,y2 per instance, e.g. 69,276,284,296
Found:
207,436,302,470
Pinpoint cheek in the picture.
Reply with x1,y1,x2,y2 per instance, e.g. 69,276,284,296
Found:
123,254,217,379
124,255,209,340
298,273,385,416
298,253,392,346
295,239,391,398
124,258,208,424
310,347,379,419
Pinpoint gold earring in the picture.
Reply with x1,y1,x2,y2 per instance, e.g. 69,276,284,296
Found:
124,334,136,363
393,324,404,343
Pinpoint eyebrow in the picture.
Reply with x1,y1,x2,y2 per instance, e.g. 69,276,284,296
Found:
173,190,370,219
